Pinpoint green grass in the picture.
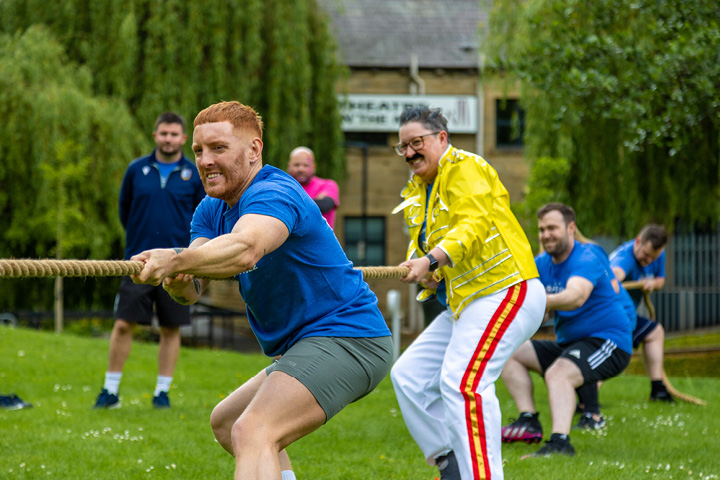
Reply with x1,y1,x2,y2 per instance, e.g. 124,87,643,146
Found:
1,327,719,479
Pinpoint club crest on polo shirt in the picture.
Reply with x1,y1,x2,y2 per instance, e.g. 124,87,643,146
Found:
181,168,193,181
143,166,151,175
568,349,581,359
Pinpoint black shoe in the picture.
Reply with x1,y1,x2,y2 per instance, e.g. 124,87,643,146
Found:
501,412,543,443
650,389,674,403
0,394,32,410
152,391,171,409
572,412,606,430
93,388,120,409
523,434,576,458
435,451,461,480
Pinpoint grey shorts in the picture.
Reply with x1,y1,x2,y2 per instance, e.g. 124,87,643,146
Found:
266,335,393,421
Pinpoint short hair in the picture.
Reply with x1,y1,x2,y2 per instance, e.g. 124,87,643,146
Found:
193,101,264,139
537,202,576,226
399,106,448,134
638,224,667,249
154,112,186,132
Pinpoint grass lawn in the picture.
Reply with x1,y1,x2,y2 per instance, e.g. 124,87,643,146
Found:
1,326,718,479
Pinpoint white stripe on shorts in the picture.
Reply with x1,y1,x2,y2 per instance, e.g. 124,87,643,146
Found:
587,339,617,370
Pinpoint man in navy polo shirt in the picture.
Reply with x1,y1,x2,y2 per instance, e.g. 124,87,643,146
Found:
94,112,205,410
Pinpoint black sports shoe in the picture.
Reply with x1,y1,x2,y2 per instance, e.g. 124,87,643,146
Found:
501,412,543,443
152,391,171,409
0,394,32,410
93,389,120,409
572,412,606,430
650,389,674,403
435,451,461,480
523,434,576,458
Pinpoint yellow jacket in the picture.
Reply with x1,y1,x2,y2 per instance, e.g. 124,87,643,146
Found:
393,145,538,318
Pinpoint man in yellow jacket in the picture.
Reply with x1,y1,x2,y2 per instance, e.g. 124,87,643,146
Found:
390,106,545,480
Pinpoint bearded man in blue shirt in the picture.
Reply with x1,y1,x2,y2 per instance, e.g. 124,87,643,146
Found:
130,101,392,480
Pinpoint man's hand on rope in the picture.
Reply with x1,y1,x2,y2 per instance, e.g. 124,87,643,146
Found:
163,274,201,305
399,258,433,285
130,248,179,286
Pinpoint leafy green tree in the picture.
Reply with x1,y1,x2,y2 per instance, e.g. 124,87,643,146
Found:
0,26,144,310
515,156,572,251
0,1,346,312
485,0,720,236
0,0,346,177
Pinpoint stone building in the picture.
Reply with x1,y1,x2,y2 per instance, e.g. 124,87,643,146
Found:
320,0,530,329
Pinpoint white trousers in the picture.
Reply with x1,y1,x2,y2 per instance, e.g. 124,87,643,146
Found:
391,279,545,480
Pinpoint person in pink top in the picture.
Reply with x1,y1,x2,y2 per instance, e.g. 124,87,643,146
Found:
287,147,340,230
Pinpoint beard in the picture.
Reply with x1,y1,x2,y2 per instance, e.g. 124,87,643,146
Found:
158,144,181,157
543,236,570,258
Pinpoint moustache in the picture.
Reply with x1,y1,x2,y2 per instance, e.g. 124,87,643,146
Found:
406,153,423,163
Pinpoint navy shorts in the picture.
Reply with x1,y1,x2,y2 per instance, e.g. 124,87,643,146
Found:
114,276,191,327
532,337,631,385
632,315,658,349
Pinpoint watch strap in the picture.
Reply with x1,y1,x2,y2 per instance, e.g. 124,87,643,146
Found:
425,253,439,271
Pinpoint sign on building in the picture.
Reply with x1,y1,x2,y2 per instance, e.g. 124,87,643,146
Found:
339,94,478,133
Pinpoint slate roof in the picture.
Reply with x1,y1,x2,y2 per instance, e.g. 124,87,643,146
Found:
317,0,489,69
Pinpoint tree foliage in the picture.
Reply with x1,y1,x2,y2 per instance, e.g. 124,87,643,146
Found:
485,0,720,236
0,26,144,309
0,0,346,176
0,1,346,310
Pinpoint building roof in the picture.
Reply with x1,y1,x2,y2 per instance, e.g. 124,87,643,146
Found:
317,0,488,69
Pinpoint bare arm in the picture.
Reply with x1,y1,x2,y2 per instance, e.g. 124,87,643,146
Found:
611,266,627,282
643,276,665,292
161,238,212,305
131,214,290,286
545,276,594,311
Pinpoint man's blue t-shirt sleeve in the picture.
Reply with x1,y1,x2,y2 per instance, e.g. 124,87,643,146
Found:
191,197,222,242
609,244,635,277
239,183,307,237
569,249,604,286
653,250,666,278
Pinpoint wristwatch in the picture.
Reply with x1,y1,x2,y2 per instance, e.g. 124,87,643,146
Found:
425,253,439,272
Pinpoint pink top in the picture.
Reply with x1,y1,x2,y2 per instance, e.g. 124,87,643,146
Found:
303,176,340,229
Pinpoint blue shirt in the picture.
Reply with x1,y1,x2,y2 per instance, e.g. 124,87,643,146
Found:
191,165,390,356
586,243,638,332
119,150,206,259
535,241,632,353
609,239,665,307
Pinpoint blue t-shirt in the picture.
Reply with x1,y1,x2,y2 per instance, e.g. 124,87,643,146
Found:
609,239,665,306
190,165,390,356
156,160,180,184
586,243,638,332
535,241,632,353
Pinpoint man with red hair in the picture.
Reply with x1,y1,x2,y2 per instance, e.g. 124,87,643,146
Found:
130,101,391,480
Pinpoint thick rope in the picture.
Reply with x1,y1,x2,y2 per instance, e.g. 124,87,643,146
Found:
0,258,409,280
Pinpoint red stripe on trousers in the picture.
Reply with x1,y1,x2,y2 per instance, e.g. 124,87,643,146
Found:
460,281,527,479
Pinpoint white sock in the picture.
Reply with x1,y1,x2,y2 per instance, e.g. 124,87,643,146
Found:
281,471,296,480
154,376,173,396
103,372,122,395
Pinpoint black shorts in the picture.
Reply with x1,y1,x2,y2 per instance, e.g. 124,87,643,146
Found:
114,276,191,327
532,337,631,385
632,315,658,349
